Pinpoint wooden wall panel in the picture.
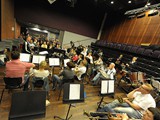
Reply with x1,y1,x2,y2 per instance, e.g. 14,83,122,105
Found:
101,12,160,45
1,0,21,40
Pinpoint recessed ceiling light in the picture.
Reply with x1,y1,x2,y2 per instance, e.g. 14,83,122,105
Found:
128,1,132,4
111,1,114,4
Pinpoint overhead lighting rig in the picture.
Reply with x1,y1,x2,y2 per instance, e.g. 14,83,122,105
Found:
124,3,160,18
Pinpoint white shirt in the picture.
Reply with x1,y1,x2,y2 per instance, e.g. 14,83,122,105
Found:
132,91,156,112
33,69,50,78
107,68,116,79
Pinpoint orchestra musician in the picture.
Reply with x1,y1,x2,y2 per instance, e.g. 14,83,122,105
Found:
5,51,35,91
52,61,75,90
22,35,32,54
89,83,156,119
91,63,116,85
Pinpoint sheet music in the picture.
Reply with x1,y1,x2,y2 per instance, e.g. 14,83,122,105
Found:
32,55,46,64
20,53,30,62
101,80,114,94
69,84,80,100
39,51,48,55
64,59,70,67
49,58,60,66
0,54,6,62
101,81,108,94
108,80,114,93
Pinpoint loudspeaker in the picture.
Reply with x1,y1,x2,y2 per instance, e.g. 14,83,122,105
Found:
9,91,46,120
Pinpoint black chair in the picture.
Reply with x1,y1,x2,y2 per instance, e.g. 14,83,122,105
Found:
0,77,23,104
32,77,45,90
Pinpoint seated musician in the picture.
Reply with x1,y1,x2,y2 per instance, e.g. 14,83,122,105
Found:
91,63,116,85
113,107,160,120
125,57,138,71
93,56,103,72
52,61,75,90
31,61,50,92
89,83,156,119
73,60,87,81
5,51,35,91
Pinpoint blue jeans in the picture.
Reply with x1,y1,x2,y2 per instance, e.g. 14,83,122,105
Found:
98,99,142,119
52,75,62,88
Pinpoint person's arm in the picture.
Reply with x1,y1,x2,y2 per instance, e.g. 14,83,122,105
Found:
124,99,142,110
127,88,139,99
25,42,30,53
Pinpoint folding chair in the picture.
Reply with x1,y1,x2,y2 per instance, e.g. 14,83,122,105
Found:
0,77,23,104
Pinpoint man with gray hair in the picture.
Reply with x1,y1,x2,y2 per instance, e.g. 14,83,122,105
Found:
91,62,116,85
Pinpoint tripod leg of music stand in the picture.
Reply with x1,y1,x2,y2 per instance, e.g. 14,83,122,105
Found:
65,104,72,120
97,97,104,111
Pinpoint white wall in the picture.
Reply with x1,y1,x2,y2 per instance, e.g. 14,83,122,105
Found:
62,31,97,48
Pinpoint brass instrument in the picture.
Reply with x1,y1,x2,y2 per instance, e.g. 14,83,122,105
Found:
99,69,109,79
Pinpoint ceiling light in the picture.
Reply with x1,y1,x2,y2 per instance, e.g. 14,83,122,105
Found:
128,1,132,4
48,0,56,4
111,1,114,4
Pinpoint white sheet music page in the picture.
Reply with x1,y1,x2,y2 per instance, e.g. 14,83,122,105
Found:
64,59,70,67
20,53,30,62
108,80,114,93
0,54,6,62
69,84,80,100
39,51,48,55
101,81,108,94
49,58,60,66
32,55,39,64
39,56,46,63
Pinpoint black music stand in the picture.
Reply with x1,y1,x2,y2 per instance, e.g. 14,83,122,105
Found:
54,83,84,120
97,79,115,110
49,58,60,74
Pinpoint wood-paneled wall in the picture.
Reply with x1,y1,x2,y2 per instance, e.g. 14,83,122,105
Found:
1,0,20,40
101,12,160,45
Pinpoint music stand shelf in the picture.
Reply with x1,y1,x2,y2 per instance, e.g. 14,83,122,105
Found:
54,83,84,120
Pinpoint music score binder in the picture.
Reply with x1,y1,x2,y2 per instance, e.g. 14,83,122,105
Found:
63,83,84,104
32,55,46,64
49,58,60,66
101,79,115,95
20,53,31,62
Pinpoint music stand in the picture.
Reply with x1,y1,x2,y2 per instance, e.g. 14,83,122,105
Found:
32,55,46,64
49,58,60,75
97,79,115,110
20,53,31,62
54,83,84,120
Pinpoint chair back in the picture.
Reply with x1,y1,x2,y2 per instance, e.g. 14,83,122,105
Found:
33,77,44,88
4,77,22,89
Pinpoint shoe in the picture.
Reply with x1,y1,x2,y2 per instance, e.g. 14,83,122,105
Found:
46,100,50,106
90,112,106,117
83,110,90,117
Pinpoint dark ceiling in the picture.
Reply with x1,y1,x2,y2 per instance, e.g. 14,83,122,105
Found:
16,0,160,34
44,0,160,13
